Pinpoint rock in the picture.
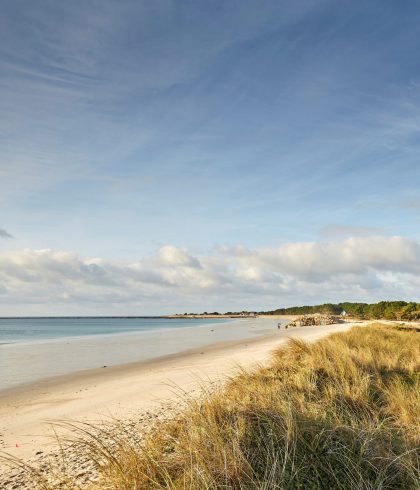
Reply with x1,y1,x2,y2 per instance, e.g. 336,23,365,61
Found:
287,314,339,328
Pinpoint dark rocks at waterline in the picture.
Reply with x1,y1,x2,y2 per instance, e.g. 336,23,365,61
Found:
286,314,340,328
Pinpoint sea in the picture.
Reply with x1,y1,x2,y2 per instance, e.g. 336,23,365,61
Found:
0,316,231,344
0,316,279,392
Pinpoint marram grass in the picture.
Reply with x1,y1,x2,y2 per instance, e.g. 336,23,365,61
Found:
16,324,420,489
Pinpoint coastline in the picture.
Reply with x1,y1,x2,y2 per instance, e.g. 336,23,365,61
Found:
0,320,363,472
0,317,271,392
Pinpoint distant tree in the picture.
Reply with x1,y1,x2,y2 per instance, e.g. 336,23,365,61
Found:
263,301,419,320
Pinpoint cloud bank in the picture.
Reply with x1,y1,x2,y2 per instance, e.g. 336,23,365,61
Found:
0,237,418,315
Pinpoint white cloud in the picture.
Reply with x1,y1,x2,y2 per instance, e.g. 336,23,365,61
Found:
227,236,420,279
157,245,202,269
0,236,419,314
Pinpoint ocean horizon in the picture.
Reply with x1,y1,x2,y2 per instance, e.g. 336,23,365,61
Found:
0,316,280,392
0,316,233,344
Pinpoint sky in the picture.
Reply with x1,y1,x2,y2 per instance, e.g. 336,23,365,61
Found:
1,0,420,315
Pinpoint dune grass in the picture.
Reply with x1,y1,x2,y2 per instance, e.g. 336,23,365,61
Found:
11,324,420,489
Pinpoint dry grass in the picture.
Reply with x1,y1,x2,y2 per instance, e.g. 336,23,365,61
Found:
10,324,420,489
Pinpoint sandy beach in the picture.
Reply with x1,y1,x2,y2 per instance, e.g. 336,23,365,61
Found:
0,320,364,478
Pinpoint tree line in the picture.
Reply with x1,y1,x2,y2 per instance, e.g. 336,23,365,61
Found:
264,301,420,321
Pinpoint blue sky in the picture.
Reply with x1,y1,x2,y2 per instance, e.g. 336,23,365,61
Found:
1,1,420,314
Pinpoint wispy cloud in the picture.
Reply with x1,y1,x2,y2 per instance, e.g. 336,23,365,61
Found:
320,225,384,238
404,199,420,211
0,228,14,239
1,1,420,307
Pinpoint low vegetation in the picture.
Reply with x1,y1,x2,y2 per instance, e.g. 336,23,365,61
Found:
14,324,420,489
265,300,420,321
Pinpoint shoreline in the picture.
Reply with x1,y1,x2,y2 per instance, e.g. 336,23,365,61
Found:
0,325,275,399
0,317,237,349
0,317,273,392
0,320,363,472
0,316,350,398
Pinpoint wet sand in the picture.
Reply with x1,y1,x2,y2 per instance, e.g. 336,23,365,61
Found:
0,317,276,392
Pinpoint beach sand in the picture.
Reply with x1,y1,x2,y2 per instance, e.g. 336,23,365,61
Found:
0,320,365,487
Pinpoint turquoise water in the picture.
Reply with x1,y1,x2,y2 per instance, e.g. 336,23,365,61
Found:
0,317,231,344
